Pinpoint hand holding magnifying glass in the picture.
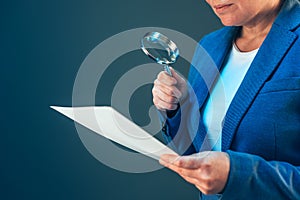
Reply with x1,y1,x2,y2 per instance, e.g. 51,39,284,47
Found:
141,32,187,111
141,32,179,76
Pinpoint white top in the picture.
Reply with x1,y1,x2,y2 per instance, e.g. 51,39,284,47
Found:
202,43,259,151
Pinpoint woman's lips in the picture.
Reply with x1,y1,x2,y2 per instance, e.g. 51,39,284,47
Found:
214,3,233,14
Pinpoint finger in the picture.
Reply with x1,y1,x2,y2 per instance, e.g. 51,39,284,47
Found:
154,104,166,111
169,67,186,85
161,154,203,169
157,71,177,86
152,86,178,110
160,154,180,164
154,79,173,96
161,161,209,194
160,158,199,185
163,163,200,179
152,95,177,111
154,78,182,99
154,80,182,99
158,84,182,100
153,96,178,110
195,185,206,194
152,86,178,104
169,67,181,80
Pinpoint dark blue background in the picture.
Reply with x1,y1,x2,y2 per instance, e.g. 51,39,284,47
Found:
1,0,222,199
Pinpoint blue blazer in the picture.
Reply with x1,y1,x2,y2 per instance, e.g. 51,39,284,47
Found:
163,0,300,199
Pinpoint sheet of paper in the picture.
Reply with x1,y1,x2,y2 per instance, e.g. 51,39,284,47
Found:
50,106,177,160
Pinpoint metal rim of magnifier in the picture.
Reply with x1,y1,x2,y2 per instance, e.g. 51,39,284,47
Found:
141,32,179,65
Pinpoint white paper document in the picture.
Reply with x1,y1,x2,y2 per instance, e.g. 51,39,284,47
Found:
51,106,177,160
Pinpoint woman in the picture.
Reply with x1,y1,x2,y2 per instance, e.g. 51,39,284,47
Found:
153,0,300,199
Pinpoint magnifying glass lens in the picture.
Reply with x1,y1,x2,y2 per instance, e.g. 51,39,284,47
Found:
142,37,173,64
141,32,179,76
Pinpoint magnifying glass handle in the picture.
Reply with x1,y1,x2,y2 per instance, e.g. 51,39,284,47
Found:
163,65,172,76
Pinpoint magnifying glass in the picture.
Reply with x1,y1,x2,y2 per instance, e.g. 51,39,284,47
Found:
141,32,179,76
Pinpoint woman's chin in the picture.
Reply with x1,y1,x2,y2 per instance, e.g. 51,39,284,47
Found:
220,19,239,27
215,15,240,26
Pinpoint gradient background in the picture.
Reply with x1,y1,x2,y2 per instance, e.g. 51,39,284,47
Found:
1,0,222,199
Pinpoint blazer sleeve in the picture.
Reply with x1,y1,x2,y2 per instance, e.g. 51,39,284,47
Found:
159,85,199,155
222,150,300,199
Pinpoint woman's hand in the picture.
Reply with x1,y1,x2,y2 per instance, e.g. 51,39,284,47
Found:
152,68,187,111
160,151,230,195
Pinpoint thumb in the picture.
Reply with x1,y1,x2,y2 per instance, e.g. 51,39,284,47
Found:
169,67,185,83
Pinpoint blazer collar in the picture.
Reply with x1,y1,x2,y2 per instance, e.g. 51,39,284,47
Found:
221,0,300,151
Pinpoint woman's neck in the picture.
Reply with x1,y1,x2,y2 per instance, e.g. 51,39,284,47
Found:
235,0,283,52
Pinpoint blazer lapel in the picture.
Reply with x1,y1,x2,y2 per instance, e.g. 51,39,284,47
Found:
191,27,239,152
222,7,299,151
191,27,239,108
